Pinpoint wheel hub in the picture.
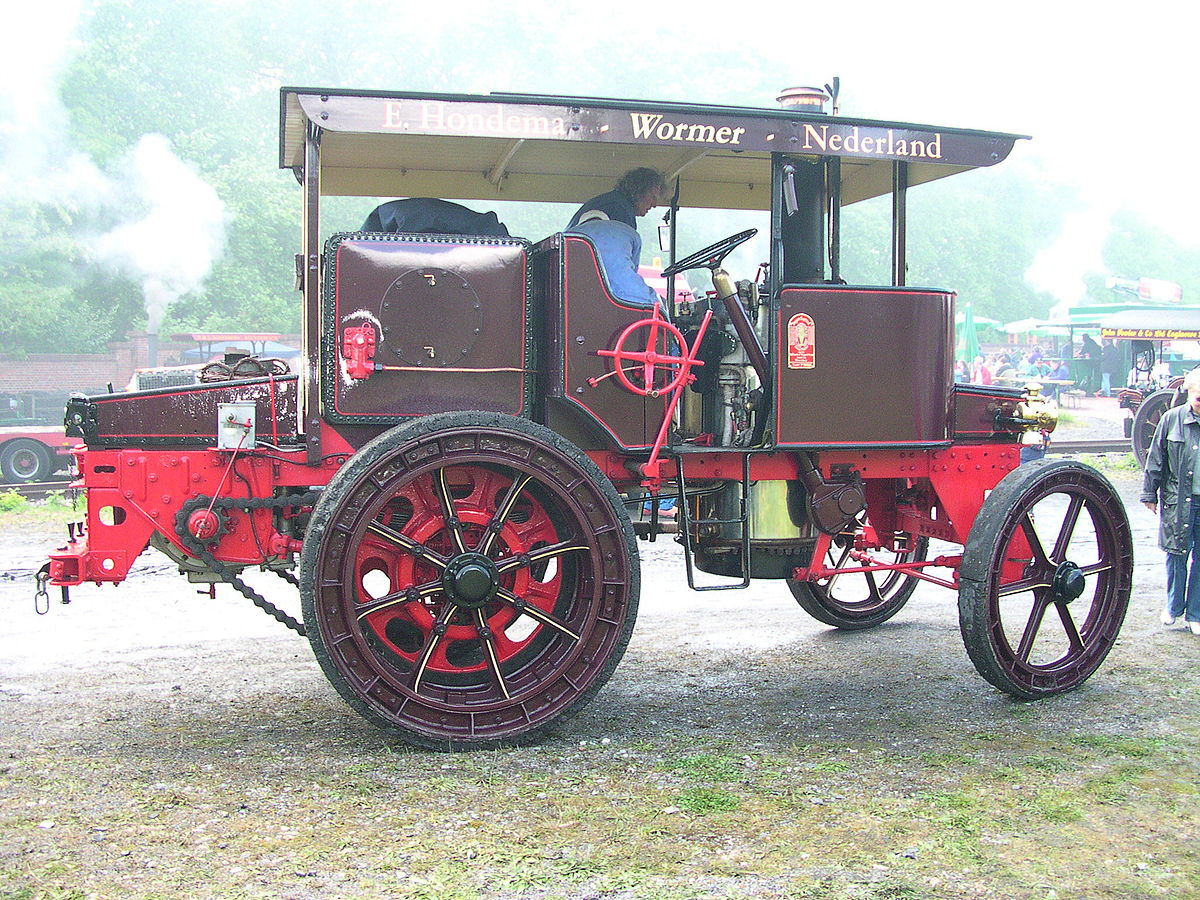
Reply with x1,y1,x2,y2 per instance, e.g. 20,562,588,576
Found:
1051,561,1086,602
441,552,500,609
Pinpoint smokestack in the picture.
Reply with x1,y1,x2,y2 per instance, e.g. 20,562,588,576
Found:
776,86,830,115
147,332,158,367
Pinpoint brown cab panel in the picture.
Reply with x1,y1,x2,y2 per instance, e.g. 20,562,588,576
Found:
323,234,531,424
534,234,659,450
775,286,953,446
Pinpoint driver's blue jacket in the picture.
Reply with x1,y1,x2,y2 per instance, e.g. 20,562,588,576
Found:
567,220,659,308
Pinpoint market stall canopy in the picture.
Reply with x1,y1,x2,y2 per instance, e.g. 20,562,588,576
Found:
955,312,1001,327
279,88,1026,210
998,318,1072,336
1099,308,1200,341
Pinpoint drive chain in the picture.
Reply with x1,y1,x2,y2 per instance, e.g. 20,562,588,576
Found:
175,492,320,636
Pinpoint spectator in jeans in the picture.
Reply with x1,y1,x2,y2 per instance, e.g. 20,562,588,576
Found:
1099,338,1122,397
1142,367,1200,634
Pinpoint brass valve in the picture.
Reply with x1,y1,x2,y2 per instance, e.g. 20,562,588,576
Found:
992,382,1059,444
1017,383,1059,435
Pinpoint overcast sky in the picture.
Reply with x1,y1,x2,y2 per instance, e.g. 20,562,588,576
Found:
569,1,1195,244
9,0,1194,242
4,0,1194,316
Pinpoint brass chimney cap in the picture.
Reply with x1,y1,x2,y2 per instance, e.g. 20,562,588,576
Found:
776,86,830,114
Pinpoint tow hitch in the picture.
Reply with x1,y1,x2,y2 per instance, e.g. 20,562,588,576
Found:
33,563,70,615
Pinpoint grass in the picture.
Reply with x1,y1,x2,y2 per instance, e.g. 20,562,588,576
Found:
2,725,1197,899
1074,451,1142,476
0,489,80,529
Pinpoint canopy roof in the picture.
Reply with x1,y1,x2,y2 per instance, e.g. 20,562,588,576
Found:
280,87,1026,210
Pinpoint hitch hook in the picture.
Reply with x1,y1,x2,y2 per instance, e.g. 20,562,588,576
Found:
34,565,50,616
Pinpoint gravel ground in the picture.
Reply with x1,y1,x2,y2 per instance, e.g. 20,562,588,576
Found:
1,402,1196,899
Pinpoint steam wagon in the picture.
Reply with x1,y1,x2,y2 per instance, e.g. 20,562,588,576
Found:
40,86,1134,749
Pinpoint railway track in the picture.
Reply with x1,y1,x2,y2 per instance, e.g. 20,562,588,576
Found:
1049,439,1132,455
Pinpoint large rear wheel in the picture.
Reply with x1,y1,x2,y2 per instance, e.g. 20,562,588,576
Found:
958,459,1132,699
300,412,640,750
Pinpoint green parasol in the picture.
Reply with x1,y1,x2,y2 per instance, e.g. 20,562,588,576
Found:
956,302,982,364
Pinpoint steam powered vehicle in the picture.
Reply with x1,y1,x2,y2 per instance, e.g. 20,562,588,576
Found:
40,86,1134,749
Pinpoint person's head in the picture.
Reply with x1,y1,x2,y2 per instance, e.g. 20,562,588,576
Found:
617,168,668,216
1185,368,1200,413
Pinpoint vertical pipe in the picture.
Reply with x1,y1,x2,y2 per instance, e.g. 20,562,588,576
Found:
827,156,841,283
303,122,322,464
892,161,908,287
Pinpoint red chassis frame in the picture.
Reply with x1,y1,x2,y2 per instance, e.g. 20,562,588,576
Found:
48,438,1021,593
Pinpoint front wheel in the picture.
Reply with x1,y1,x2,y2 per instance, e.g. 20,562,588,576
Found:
958,459,1132,699
299,412,640,750
788,531,928,630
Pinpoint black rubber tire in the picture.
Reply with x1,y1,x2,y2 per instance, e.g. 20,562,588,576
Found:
300,411,640,750
788,534,928,630
1131,388,1180,468
959,458,1132,699
0,439,53,483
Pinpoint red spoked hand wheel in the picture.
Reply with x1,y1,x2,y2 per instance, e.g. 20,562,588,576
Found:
596,310,701,398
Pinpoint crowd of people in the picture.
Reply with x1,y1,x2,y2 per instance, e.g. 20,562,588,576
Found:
957,348,1072,396
955,338,1124,398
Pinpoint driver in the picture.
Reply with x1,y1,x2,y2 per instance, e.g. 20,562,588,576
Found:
567,219,660,308
567,168,668,229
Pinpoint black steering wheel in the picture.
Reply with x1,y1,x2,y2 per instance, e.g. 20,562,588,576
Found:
661,228,758,278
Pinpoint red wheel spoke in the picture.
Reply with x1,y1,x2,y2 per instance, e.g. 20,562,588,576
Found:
1014,591,1052,662
1054,601,1086,654
1051,494,1085,562
411,603,457,694
497,587,580,640
496,539,591,574
433,468,468,554
355,580,442,620
475,609,511,699
1077,560,1114,577
366,520,448,569
479,472,533,556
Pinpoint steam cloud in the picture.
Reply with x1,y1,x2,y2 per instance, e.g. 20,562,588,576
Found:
93,135,228,334
1023,203,1114,318
1,3,227,335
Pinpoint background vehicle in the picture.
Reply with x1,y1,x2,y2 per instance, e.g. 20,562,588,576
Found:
41,85,1133,750
0,425,75,483
1102,309,1200,465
